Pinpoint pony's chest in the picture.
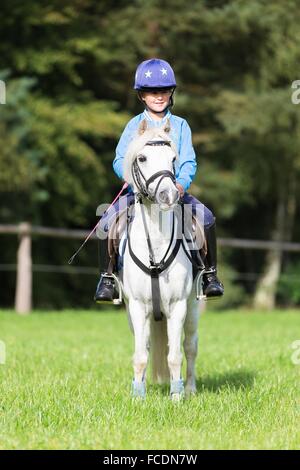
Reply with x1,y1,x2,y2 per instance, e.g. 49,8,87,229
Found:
122,246,192,303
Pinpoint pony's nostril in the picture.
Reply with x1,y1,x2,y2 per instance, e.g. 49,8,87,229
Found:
158,190,169,204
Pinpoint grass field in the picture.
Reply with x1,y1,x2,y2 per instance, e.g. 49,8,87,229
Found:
0,309,299,450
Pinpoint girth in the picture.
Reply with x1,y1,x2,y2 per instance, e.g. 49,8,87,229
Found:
128,233,182,322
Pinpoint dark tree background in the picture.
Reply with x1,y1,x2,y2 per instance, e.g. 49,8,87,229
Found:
1,0,300,309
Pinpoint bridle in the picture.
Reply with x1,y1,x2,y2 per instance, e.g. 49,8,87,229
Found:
131,140,177,202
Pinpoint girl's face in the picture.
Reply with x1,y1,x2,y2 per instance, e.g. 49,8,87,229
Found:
140,89,172,114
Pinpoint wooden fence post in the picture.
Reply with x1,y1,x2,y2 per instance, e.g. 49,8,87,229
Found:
15,222,32,314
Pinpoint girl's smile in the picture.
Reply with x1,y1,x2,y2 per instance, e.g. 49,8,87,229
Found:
141,89,173,119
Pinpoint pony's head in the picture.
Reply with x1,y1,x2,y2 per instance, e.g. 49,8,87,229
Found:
124,119,179,209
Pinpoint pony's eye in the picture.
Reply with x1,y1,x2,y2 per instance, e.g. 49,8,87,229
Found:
172,156,176,163
138,155,147,163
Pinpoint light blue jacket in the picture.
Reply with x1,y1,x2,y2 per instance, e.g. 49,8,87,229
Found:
113,110,197,192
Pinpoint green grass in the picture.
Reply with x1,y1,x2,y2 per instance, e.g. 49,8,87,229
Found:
0,309,300,450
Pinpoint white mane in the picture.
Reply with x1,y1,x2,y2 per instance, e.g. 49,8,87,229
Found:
123,125,178,185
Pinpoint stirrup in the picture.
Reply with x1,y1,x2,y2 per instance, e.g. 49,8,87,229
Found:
202,267,224,300
95,273,123,305
195,268,223,301
195,268,207,300
110,273,123,305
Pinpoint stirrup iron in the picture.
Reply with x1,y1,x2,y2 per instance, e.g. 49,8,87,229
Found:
195,268,207,300
110,273,123,305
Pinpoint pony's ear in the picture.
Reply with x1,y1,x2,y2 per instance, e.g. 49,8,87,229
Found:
138,119,148,135
163,118,171,134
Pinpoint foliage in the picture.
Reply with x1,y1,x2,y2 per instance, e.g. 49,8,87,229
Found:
208,261,248,310
278,261,300,306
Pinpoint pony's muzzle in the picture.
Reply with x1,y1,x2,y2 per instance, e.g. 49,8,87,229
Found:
157,188,179,209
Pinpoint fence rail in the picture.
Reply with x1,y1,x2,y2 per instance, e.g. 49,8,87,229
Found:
0,224,96,240
218,238,300,252
1,222,300,314
2,224,300,250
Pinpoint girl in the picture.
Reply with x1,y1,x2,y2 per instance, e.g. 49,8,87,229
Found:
95,58,224,302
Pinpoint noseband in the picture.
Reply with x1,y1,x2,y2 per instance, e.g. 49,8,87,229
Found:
131,140,176,201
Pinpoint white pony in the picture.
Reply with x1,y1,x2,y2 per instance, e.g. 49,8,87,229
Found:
120,120,204,400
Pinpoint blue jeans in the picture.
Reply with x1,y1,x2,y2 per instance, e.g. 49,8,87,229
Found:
98,191,215,235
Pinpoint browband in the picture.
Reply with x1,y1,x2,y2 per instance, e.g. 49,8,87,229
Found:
145,140,171,147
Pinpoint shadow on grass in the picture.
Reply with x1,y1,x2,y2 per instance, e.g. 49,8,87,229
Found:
149,369,255,395
197,369,256,393
147,369,255,397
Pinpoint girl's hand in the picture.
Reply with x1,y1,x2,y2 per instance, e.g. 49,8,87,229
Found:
176,183,184,198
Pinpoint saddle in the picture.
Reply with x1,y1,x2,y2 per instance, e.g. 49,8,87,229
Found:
107,203,206,277
181,204,207,277
107,206,132,275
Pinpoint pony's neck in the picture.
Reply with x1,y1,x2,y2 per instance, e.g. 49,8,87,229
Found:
134,198,174,239
129,198,178,266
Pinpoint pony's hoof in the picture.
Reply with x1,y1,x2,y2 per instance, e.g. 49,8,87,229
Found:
185,387,197,398
170,379,184,401
131,379,146,399
171,392,184,402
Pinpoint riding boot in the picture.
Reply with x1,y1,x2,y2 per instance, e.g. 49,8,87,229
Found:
94,238,115,303
202,222,224,297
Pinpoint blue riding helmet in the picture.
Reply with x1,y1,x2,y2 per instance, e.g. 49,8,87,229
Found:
134,58,176,90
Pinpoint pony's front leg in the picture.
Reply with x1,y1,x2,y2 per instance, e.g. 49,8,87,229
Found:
167,300,187,401
184,299,200,396
129,299,150,399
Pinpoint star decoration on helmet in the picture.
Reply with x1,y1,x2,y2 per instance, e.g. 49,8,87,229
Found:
145,70,152,78
160,68,168,76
